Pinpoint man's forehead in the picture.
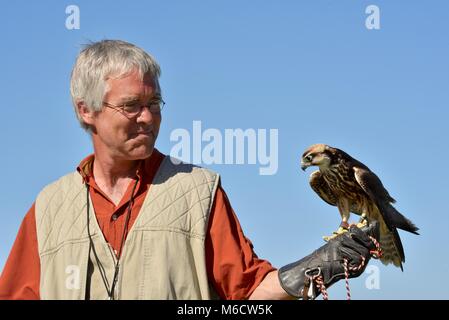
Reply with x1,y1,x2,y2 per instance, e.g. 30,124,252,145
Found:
106,70,160,98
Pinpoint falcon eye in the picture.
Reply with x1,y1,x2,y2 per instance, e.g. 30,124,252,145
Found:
306,155,313,162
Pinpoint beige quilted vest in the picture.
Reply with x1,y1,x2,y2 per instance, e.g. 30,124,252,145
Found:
35,157,220,300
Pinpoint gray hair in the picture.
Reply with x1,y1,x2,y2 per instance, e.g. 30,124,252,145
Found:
70,40,161,131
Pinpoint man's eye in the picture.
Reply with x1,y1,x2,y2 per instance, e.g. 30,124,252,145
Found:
123,102,140,111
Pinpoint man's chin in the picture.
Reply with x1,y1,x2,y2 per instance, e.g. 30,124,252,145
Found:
125,144,155,160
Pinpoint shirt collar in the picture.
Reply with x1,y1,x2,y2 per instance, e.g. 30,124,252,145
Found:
76,148,164,185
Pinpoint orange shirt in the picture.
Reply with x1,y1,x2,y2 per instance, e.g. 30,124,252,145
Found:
0,149,275,300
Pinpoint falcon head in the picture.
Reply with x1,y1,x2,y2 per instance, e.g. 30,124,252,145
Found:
301,143,334,171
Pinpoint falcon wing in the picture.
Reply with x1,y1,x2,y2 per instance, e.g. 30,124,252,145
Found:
353,166,418,234
352,163,395,202
309,170,337,206
353,166,407,267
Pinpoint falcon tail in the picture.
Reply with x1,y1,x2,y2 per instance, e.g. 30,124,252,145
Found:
379,226,404,271
378,202,419,235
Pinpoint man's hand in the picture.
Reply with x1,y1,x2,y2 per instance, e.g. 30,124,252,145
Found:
278,221,380,299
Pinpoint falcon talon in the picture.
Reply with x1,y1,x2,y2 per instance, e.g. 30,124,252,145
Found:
356,221,368,229
323,230,348,242
358,214,368,224
335,226,349,235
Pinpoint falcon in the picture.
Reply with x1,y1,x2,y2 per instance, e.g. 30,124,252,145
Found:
301,143,419,270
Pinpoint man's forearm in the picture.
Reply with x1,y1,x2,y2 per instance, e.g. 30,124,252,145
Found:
248,270,294,300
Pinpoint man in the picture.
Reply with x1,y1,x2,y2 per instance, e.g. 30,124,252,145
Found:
0,40,378,300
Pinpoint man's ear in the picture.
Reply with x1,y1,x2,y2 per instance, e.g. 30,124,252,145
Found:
77,100,95,126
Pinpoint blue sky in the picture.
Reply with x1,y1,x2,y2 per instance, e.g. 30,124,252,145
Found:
1,1,448,299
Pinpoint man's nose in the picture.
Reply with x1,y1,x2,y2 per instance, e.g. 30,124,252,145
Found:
136,106,156,123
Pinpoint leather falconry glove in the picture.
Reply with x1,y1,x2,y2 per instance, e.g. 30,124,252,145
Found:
278,221,380,299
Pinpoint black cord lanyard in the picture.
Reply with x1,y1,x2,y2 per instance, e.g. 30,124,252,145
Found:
86,177,139,300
